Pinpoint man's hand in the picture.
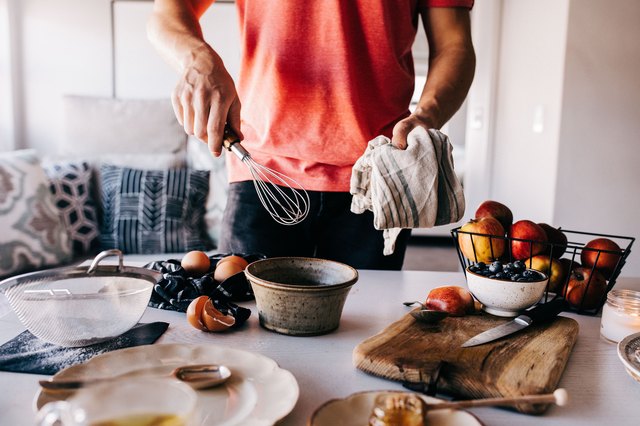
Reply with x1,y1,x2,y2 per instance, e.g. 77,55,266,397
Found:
391,111,436,150
148,0,241,156
173,45,242,156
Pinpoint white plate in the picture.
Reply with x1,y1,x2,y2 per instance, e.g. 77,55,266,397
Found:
309,390,484,426
617,332,640,383
35,343,299,425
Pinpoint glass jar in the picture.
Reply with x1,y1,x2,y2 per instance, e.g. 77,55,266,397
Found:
369,393,425,426
600,289,640,343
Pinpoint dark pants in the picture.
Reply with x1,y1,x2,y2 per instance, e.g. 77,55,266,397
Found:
218,181,411,270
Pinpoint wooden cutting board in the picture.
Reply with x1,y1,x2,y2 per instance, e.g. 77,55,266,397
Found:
353,311,579,414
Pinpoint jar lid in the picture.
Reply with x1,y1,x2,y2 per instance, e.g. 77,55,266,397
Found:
607,289,640,311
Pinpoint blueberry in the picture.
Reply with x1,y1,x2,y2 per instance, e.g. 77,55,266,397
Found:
513,260,526,272
511,274,521,281
489,262,503,273
475,262,487,270
495,272,506,280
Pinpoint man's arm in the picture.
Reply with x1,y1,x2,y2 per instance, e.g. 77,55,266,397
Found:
392,7,475,149
147,0,241,156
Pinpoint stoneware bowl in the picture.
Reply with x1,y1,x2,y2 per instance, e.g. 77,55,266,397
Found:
466,267,549,317
245,257,358,336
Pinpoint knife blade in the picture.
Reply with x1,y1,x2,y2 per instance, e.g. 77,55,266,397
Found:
461,298,568,348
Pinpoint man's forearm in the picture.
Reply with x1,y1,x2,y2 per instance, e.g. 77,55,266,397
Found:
147,0,216,72
415,8,476,129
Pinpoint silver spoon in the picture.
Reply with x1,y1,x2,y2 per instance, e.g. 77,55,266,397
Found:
403,301,449,324
39,364,231,391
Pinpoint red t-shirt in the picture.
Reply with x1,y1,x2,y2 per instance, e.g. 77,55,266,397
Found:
228,0,474,191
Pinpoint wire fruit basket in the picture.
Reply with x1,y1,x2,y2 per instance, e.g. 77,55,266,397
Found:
450,227,635,315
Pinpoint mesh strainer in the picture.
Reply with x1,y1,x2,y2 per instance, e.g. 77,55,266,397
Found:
0,249,162,347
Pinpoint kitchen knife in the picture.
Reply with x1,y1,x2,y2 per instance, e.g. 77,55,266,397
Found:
461,298,568,348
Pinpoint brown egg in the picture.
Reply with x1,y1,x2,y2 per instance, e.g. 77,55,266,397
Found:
181,251,211,276
217,255,249,269
213,260,245,282
186,296,209,331
202,299,235,331
185,296,235,332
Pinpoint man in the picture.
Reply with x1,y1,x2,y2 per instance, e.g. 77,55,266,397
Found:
148,0,475,270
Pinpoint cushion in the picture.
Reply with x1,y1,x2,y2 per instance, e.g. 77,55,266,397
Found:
0,150,73,278
187,137,229,246
43,161,100,256
59,96,188,170
99,164,213,254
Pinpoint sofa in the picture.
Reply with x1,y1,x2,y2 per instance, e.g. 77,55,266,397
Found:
0,96,228,280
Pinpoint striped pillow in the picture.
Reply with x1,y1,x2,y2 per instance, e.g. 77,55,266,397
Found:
99,165,213,254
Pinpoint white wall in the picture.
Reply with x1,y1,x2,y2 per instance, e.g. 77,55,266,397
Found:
489,0,569,223
0,0,21,151
114,1,240,98
485,0,639,276
554,0,640,275
18,0,112,153
8,0,239,155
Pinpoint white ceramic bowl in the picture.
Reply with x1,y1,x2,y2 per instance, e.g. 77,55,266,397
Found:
466,267,549,317
245,257,358,336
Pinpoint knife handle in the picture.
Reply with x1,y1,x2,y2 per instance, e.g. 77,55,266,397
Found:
524,298,568,324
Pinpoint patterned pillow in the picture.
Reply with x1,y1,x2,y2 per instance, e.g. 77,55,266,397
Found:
0,150,73,278
44,162,99,256
99,165,213,254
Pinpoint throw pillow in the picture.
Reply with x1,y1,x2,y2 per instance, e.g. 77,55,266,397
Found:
187,137,228,247
44,161,100,256
60,96,187,167
99,165,213,254
0,150,72,278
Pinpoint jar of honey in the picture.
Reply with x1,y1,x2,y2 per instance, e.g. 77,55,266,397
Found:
600,289,640,343
369,393,425,426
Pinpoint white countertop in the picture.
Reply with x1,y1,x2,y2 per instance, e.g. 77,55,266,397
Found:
2,268,640,426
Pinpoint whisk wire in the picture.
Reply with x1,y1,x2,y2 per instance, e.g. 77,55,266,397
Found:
245,157,310,225
222,127,310,225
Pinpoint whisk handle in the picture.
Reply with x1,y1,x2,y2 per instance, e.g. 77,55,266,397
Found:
222,125,250,161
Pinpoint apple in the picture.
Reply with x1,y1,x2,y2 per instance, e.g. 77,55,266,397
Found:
457,217,506,263
425,286,475,316
509,220,548,260
581,238,623,279
538,223,568,259
559,257,580,276
565,267,607,310
475,200,513,232
528,254,568,293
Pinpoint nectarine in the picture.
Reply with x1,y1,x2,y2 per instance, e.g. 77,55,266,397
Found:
581,238,623,279
457,217,506,263
475,200,513,232
566,267,607,310
425,286,475,316
509,220,548,260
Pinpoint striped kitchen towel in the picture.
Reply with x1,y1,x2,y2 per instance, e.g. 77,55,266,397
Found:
350,127,465,255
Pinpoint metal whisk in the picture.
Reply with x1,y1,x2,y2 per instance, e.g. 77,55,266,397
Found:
222,125,310,225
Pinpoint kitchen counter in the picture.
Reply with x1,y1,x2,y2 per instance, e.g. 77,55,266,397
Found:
1,268,640,425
